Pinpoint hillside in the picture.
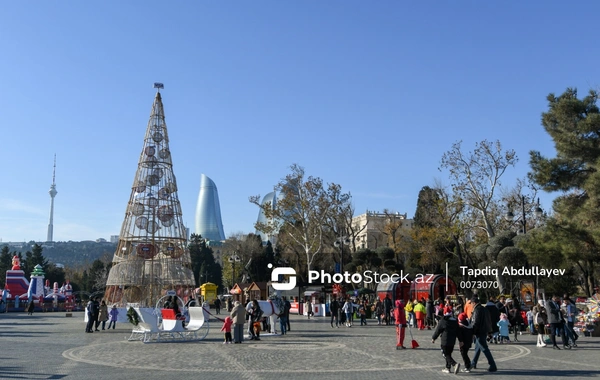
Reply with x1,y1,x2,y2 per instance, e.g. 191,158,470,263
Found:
1,241,117,268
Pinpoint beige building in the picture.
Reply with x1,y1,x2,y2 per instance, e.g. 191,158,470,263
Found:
351,210,414,250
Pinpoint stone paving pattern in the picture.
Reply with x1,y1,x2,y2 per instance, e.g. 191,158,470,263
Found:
1,311,599,379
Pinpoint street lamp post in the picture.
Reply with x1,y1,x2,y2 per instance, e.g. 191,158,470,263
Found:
228,254,241,288
505,196,544,299
334,237,351,274
505,196,543,234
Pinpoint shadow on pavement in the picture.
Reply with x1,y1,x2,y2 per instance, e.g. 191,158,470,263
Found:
486,369,600,377
0,365,68,379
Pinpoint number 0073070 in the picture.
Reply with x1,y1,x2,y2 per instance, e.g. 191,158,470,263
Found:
459,281,499,289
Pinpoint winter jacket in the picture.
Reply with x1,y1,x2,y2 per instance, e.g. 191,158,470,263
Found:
330,300,339,313
98,304,109,322
221,317,233,332
413,302,426,316
109,307,119,322
86,301,94,316
383,297,392,312
497,319,510,336
485,302,500,333
251,306,264,323
471,303,492,336
464,300,474,319
457,321,474,350
432,315,459,346
342,301,354,314
394,306,407,326
426,299,435,319
231,304,246,325
547,300,563,324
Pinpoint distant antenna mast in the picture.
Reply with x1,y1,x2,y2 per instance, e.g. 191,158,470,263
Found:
47,154,58,242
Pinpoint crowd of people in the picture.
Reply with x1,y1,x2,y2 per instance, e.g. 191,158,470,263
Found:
324,291,581,374
82,289,582,375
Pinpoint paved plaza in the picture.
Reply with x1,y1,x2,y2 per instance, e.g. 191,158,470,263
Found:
1,311,599,380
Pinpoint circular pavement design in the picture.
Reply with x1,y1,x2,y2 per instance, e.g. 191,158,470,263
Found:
63,338,531,373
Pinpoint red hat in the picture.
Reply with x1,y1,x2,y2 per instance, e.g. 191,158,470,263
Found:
443,306,453,315
458,312,468,322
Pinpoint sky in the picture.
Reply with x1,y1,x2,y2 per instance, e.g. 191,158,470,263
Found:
1,1,599,243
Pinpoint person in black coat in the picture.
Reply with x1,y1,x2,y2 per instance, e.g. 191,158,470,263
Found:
506,299,522,342
92,298,100,331
426,298,435,330
214,298,222,314
432,310,460,373
485,299,501,344
329,298,340,327
283,297,292,331
383,296,392,325
457,312,474,373
470,296,497,372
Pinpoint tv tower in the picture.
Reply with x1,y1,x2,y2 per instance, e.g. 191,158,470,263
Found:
47,154,57,242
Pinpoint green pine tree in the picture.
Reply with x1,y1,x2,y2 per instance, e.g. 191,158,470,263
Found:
529,88,600,296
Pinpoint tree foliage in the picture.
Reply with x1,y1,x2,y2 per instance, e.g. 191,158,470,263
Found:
250,164,352,277
188,234,222,290
528,88,600,296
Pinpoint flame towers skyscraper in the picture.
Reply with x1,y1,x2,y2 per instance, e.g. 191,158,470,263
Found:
47,155,57,243
194,174,226,241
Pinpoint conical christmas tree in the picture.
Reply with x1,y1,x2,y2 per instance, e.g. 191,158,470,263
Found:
104,86,195,307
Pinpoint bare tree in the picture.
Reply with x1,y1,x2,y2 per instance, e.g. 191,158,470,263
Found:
440,140,518,239
250,164,351,274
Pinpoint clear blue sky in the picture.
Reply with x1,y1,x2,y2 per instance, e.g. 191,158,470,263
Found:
1,1,598,242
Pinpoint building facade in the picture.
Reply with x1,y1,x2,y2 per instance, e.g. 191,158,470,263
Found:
352,210,414,250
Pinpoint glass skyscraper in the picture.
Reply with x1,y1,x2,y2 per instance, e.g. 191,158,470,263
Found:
194,174,226,241
255,191,278,244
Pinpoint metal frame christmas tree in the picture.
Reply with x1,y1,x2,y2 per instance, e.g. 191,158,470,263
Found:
104,84,194,307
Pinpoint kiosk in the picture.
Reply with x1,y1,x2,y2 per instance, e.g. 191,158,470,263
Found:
200,283,218,304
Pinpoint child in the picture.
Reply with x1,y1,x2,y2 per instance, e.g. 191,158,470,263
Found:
221,316,233,344
526,309,535,334
456,312,473,373
358,303,367,326
432,308,460,374
497,313,511,343
107,305,119,330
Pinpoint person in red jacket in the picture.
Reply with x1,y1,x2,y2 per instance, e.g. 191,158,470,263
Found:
394,299,408,349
